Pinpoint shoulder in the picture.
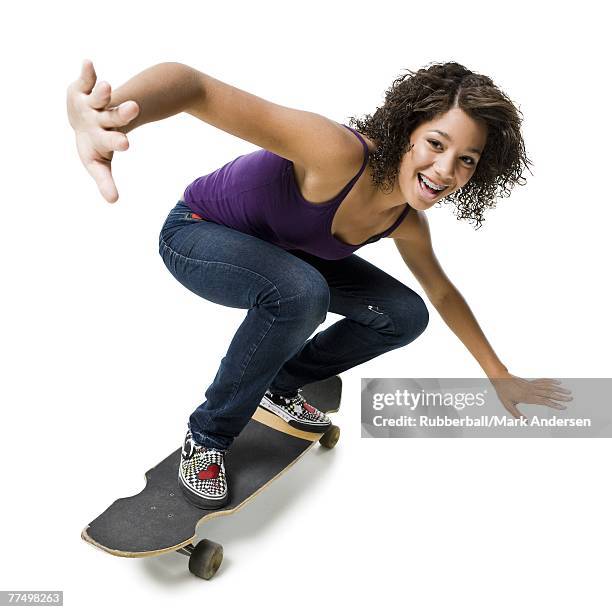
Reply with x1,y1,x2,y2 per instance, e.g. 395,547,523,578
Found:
387,207,431,243
292,124,374,203
300,123,372,175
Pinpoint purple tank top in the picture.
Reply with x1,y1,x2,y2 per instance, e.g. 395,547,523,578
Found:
182,124,411,260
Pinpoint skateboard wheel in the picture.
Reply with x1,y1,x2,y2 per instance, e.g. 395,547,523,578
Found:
188,539,224,580
319,425,340,449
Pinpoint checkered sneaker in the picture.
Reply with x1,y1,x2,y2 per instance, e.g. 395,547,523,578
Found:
178,425,229,509
259,388,331,432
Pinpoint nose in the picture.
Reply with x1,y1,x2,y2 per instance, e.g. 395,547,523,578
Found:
433,156,455,185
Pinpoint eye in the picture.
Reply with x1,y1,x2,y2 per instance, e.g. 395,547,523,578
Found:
428,139,476,166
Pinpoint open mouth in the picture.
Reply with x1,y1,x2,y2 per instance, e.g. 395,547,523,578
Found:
417,173,447,198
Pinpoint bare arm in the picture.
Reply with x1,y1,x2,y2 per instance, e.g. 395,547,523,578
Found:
108,62,202,133
181,71,358,170
420,285,509,378
67,60,359,203
393,212,508,377
109,62,357,162
393,214,572,417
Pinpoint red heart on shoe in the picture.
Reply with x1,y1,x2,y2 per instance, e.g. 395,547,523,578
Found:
303,402,316,414
198,464,220,480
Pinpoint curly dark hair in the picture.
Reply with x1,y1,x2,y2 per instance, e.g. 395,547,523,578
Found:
348,61,533,228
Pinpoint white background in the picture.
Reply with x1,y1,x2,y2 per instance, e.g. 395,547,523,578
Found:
2,0,611,609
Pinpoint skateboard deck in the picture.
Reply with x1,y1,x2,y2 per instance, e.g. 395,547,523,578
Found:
81,375,342,579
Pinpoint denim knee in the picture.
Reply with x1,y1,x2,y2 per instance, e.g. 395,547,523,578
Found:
281,270,330,328
387,291,429,346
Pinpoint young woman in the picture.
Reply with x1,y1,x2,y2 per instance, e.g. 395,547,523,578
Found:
66,60,571,509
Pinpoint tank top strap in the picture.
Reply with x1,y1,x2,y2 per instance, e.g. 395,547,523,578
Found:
377,203,412,240
332,124,370,200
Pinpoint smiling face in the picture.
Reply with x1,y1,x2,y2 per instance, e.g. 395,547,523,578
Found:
397,107,488,210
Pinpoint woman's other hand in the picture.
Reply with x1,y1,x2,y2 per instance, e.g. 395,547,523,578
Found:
490,374,573,419
66,60,140,203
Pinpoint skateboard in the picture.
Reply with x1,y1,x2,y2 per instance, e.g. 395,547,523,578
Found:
81,375,342,580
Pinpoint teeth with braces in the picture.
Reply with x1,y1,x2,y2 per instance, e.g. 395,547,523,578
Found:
420,174,446,191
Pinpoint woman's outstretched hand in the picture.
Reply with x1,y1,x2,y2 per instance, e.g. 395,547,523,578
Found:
490,374,573,419
66,60,140,203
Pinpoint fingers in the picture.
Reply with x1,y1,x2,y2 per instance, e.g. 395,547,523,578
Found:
496,378,578,418
85,158,119,204
73,59,97,94
515,378,575,411
535,390,573,402
502,400,525,419
96,128,130,153
98,101,140,129
532,390,573,410
542,401,567,410
532,379,572,392
547,387,573,397
89,80,112,110
531,379,573,396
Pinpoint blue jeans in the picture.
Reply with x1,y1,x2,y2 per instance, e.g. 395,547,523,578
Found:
159,201,429,450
